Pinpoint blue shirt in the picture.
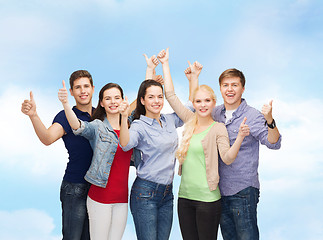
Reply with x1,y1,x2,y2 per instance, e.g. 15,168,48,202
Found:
212,99,282,196
53,106,94,183
121,114,183,185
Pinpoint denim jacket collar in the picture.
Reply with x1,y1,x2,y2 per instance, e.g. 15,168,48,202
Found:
103,117,118,139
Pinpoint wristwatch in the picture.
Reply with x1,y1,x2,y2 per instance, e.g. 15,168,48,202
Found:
266,119,276,129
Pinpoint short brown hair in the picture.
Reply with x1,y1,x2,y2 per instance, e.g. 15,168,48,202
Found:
219,68,245,87
69,70,93,88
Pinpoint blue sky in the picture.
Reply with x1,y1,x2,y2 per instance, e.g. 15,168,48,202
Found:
1,0,323,239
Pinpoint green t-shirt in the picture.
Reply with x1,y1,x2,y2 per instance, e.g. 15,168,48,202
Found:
178,122,221,202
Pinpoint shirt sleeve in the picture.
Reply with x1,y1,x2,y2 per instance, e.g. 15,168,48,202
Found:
250,112,282,149
186,100,194,112
121,121,141,152
165,91,195,123
215,123,233,165
73,120,96,140
52,110,72,134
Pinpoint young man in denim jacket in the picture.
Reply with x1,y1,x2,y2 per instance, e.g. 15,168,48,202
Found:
21,70,95,240
187,65,281,240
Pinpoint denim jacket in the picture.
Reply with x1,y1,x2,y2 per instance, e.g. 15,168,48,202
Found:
74,117,140,188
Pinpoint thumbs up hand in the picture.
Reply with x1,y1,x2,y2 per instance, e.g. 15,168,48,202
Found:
144,54,159,70
238,117,250,137
58,80,69,104
119,96,130,117
184,61,203,82
157,48,169,64
261,100,273,123
21,91,37,116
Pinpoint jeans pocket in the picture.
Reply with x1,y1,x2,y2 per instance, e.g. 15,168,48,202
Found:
132,187,154,201
74,184,90,199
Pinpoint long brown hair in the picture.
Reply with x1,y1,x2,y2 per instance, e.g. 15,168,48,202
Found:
91,83,124,122
133,79,164,120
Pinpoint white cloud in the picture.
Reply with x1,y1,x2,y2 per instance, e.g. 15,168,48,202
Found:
0,209,60,240
1,86,67,180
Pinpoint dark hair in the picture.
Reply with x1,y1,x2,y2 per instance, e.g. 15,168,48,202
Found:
219,68,246,87
133,79,164,120
69,70,93,89
91,83,124,121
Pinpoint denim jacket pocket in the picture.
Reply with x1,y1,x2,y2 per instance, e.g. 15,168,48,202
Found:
97,131,115,152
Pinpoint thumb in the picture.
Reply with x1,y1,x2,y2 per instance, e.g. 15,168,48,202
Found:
187,60,192,67
30,91,34,101
62,80,67,89
143,54,148,61
269,99,273,106
242,117,247,125
166,47,169,54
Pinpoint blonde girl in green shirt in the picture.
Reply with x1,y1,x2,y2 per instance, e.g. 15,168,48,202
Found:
158,48,250,240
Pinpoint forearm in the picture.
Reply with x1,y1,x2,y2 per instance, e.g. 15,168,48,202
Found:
62,103,81,130
161,61,174,93
29,114,63,146
189,76,199,102
222,135,244,165
145,67,154,80
267,127,280,144
29,114,52,145
119,115,130,147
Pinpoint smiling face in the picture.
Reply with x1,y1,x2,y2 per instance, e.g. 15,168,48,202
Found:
69,77,94,107
140,85,164,119
100,87,123,115
220,77,245,110
193,89,216,118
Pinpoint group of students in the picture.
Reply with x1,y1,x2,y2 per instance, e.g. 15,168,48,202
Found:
21,48,281,240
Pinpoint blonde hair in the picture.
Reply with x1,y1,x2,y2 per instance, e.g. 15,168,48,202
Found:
176,85,216,164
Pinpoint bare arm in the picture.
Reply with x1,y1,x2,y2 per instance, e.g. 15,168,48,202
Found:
144,54,159,80
21,91,65,145
119,96,130,147
262,100,280,144
58,80,81,130
157,48,174,93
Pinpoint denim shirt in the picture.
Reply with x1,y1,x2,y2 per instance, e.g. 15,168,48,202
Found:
212,99,282,196
74,117,137,188
121,114,184,185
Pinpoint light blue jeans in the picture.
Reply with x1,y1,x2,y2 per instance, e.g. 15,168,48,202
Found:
60,180,91,240
220,186,260,240
130,177,174,240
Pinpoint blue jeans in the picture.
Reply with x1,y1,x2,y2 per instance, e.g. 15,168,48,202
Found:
130,177,174,240
60,180,91,240
220,186,260,240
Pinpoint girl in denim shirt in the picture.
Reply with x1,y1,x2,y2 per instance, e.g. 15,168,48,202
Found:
119,54,184,240
58,81,134,240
